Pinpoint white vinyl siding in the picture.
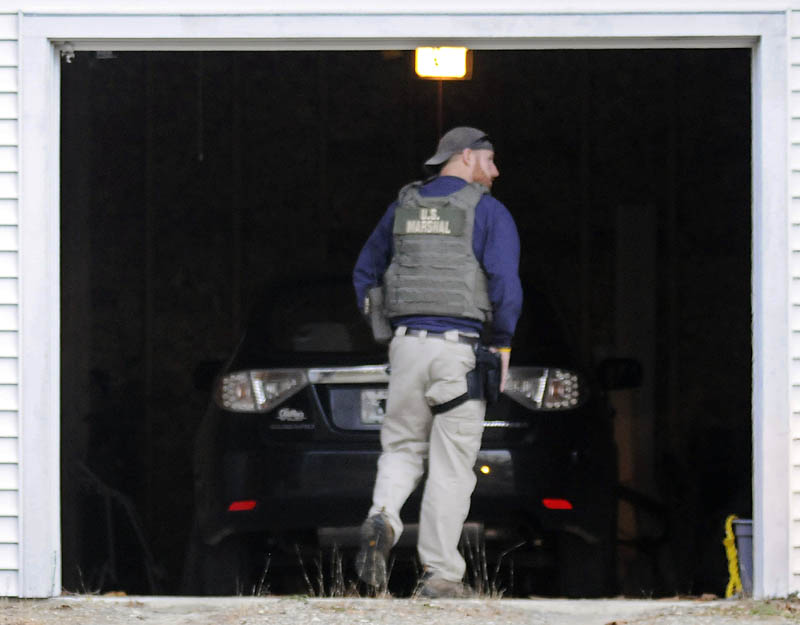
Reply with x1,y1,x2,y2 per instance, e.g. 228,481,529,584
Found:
0,11,19,599
789,7,800,593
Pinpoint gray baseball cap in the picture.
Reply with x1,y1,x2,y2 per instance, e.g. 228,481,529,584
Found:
424,126,494,166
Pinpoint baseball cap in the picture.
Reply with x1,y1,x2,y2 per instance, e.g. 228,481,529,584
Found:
424,126,494,166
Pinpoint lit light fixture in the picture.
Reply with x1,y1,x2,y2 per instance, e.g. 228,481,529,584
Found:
479,465,491,475
415,47,472,80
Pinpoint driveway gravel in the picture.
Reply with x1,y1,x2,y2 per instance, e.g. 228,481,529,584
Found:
0,596,799,625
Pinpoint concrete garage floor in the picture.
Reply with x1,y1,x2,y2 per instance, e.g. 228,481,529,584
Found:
0,596,798,625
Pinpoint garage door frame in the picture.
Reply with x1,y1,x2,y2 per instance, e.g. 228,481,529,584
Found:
18,9,788,597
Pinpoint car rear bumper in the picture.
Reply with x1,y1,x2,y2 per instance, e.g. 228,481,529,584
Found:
198,443,614,545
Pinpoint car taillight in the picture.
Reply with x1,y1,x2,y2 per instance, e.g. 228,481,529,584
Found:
503,367,583,410
228,500,258,511
542,498,573,510
216,369,308,413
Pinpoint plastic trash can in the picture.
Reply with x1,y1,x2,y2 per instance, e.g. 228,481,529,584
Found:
732,518,753,596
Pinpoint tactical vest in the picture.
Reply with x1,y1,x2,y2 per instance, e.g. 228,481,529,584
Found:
382,181,492,322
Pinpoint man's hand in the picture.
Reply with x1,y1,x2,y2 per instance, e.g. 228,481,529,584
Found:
489,347,511,392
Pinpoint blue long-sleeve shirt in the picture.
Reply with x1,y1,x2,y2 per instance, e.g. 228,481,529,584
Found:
353,176,523,347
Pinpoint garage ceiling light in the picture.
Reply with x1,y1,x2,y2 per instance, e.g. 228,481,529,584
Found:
415,47,472,80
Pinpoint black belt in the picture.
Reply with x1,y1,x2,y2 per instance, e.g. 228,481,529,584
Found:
400,329,480,346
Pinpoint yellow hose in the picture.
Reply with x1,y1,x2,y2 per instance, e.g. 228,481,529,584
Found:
723,514,743,598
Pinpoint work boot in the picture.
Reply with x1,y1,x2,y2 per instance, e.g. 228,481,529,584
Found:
355,512,394,587
415,570,475,599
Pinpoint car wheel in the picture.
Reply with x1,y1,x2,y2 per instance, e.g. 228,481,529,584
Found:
556,529,617,598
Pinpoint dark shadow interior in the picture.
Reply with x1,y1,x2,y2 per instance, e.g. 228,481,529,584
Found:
60,49,752,596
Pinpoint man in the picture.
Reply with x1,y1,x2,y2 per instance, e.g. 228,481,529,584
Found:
352,127,523,598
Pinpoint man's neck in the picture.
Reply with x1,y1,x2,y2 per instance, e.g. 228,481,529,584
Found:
438,165,472,183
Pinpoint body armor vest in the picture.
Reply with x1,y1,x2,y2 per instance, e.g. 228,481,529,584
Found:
383,181,492,321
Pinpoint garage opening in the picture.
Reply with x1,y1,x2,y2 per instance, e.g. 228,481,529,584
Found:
59,49,751,597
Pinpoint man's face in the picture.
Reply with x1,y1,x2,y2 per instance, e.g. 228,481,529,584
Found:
470,149,499,188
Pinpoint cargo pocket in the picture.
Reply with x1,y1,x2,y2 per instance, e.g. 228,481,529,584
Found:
425,343,474,408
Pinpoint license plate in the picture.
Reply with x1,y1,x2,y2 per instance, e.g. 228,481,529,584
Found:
361,388,388,425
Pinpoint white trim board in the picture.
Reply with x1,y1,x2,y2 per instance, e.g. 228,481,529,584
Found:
18,27,60,600
4,0,797,13
22,12,776,48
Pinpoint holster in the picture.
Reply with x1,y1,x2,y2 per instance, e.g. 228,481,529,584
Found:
431,344,501,415
469,345,502,404
366,285,393,344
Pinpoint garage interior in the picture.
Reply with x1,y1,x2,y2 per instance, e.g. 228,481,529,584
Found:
59,48,752,597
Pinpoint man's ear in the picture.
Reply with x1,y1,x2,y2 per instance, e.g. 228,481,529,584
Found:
460,148,474,165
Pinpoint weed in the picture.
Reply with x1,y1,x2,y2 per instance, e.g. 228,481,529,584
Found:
461,530,525,598
71,566,101,596
748,598,800,619
749,602,782,617
292,543,366,598
294,544,315,597
252,554,271,596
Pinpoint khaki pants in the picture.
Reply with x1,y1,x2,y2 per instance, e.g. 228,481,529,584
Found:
368,329,486,582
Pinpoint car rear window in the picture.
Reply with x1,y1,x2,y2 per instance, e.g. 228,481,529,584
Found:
246,280,379,354
510,289,577,364
237,279,578,365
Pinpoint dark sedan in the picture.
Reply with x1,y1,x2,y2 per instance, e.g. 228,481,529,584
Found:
182,279,623,597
